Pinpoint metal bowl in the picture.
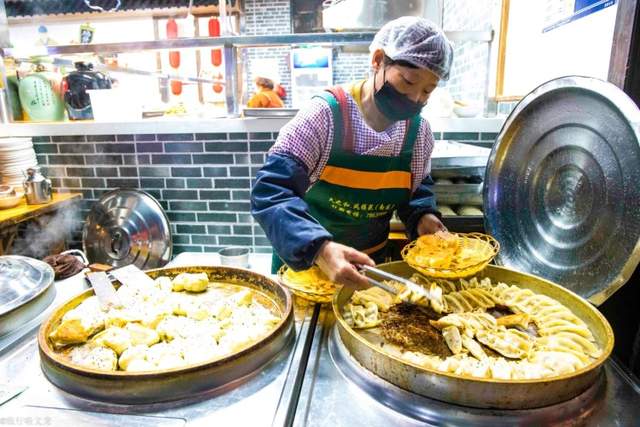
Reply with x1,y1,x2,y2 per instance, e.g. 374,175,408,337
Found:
333,261,614,409
219,247,250,269
38,265,295,404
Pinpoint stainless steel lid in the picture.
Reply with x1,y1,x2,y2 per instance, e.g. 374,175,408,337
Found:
484,76,640,305
83,189,172,269
0,255,54,316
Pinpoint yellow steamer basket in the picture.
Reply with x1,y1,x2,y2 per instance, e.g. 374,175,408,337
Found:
401,232,500,279
277,265,338,303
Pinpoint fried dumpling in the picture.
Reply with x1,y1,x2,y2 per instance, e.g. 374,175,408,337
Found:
535,333,601,359
430,312,497,335
92,327,132,355
461,336,487,360
49,296,106,347
125,322,160,346
397,281,445,313
443,288,499,313
475,328,533,359
442,325,463,354
496,313,531,329
345,302,381,329
529,350,587,375
172,272,209,293
352,287,395,312
69,344,117,371
118,344,149,370
146,342,185,369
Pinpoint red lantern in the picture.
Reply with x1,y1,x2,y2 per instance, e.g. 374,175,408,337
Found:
167,18,180,69
171,80,182,95
208,18,222,67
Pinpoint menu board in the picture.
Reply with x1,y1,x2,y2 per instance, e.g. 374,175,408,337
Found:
290,47,333,108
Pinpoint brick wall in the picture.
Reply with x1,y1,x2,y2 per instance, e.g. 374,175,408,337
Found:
33,132,275,255
442,0,499,104
30,129,497,257
332,50,370,85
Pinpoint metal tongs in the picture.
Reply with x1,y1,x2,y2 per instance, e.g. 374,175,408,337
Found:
358,265,441,305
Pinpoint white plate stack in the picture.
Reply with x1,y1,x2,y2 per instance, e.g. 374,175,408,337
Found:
0,137,38,192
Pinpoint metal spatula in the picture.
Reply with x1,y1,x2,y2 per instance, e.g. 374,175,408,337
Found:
86,272,122,311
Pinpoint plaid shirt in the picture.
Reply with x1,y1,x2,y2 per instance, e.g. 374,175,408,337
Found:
270,91,434,193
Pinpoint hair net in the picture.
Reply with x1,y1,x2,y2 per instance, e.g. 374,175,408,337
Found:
369,16,453,81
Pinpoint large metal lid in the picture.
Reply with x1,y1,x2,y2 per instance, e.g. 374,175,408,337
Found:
0,255,54,316
83,189,172,270
484,76,640,305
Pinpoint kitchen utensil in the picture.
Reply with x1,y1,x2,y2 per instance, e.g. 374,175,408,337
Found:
83,189,172,269
359,264,440,301
0,193,23,209
23,166,52,204
62,62,112,120
85,271,121,311
219,246,250,268
0,255,56,336
333,261,614,409
453,101,482,118
38,265,294,404
484,76,640,305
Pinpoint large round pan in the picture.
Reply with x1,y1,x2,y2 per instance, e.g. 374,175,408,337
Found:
39,265,294,404
333,262,614,409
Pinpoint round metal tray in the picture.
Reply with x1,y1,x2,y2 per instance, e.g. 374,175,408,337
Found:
333,261,613,409
484,76,640,305
38,265,295,404
0,256,56,336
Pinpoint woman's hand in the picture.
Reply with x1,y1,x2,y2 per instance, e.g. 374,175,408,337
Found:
315,241,374,289
417,213,447,235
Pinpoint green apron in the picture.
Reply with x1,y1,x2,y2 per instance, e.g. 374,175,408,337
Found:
271,85,419,273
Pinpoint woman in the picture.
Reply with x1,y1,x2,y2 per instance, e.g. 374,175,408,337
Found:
247,76,285,108
251,17,453,288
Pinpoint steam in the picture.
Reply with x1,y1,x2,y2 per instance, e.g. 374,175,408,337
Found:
11,204,81,259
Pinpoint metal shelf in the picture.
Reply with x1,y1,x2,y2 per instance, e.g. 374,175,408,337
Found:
1,30,492,57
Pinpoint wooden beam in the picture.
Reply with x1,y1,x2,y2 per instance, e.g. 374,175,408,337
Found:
7,5,242,24
608,0,639,89
495,0,510,98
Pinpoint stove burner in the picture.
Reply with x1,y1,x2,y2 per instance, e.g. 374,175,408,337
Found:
328,327,605,426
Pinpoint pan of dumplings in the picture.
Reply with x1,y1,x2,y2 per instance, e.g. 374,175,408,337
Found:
333,261,613,409
38,265,294,404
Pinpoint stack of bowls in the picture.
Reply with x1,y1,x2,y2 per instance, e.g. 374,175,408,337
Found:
0,137,38,191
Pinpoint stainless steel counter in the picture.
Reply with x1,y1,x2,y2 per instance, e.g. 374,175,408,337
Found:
2,251,640,426
294,308,640,427
0,253,314,427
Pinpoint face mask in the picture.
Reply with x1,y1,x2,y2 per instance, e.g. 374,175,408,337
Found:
373,67,424,122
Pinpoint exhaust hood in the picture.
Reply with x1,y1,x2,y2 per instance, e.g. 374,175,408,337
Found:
322,0,443,32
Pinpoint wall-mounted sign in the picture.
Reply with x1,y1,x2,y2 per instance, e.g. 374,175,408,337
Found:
290,46,333,108
543,0,617,32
